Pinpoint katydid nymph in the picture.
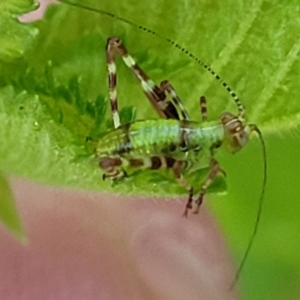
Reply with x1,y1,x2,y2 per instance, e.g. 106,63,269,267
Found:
57,0,267,288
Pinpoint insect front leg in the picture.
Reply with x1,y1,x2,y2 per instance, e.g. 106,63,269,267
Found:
193,158,226,214
106,37,180,120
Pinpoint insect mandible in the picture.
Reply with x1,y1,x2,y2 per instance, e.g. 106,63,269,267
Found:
58,0,267,287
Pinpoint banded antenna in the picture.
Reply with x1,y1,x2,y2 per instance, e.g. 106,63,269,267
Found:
57,0,267,289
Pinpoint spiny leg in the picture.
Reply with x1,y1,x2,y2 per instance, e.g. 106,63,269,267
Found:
106,39,121,128
193,159,225,214
106,37,180,120
200,96,208,122
166,158,194,217
160,80,190,120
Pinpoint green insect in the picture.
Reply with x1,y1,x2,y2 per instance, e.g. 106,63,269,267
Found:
58,0,267,287
97,36,254,215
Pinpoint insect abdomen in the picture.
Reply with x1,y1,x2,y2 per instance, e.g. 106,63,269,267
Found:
96,119,224,158
96,119,178,156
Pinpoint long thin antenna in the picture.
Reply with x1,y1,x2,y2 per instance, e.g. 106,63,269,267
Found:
57,0,245,115
230,124,267,289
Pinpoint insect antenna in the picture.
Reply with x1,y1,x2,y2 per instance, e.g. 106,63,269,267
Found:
230,125,267,289
57,0,267,287
57,0,245,116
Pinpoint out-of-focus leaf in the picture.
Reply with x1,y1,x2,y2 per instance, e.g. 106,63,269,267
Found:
0,172,25,241
0,0,38,62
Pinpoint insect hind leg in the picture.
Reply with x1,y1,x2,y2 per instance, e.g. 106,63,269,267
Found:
106,37,180,120
106,39,121,128
160,80,190,120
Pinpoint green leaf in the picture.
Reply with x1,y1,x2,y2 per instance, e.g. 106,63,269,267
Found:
0,0,299,298
0,172,25,241
0,85,103,188
0,0,299,196
55,0,300,132
0,0,39,62
0,0,226,196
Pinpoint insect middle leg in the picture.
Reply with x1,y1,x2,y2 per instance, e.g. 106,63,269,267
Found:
162,157,194,217
199,96,208,122
193,158,225,214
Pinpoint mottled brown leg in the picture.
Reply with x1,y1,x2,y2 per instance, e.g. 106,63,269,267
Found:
106,37,180,120
106,39,121,128
200,96,208,122
160,80,190,120
182,187,194,217
169,159,194,217
193,159,225,214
